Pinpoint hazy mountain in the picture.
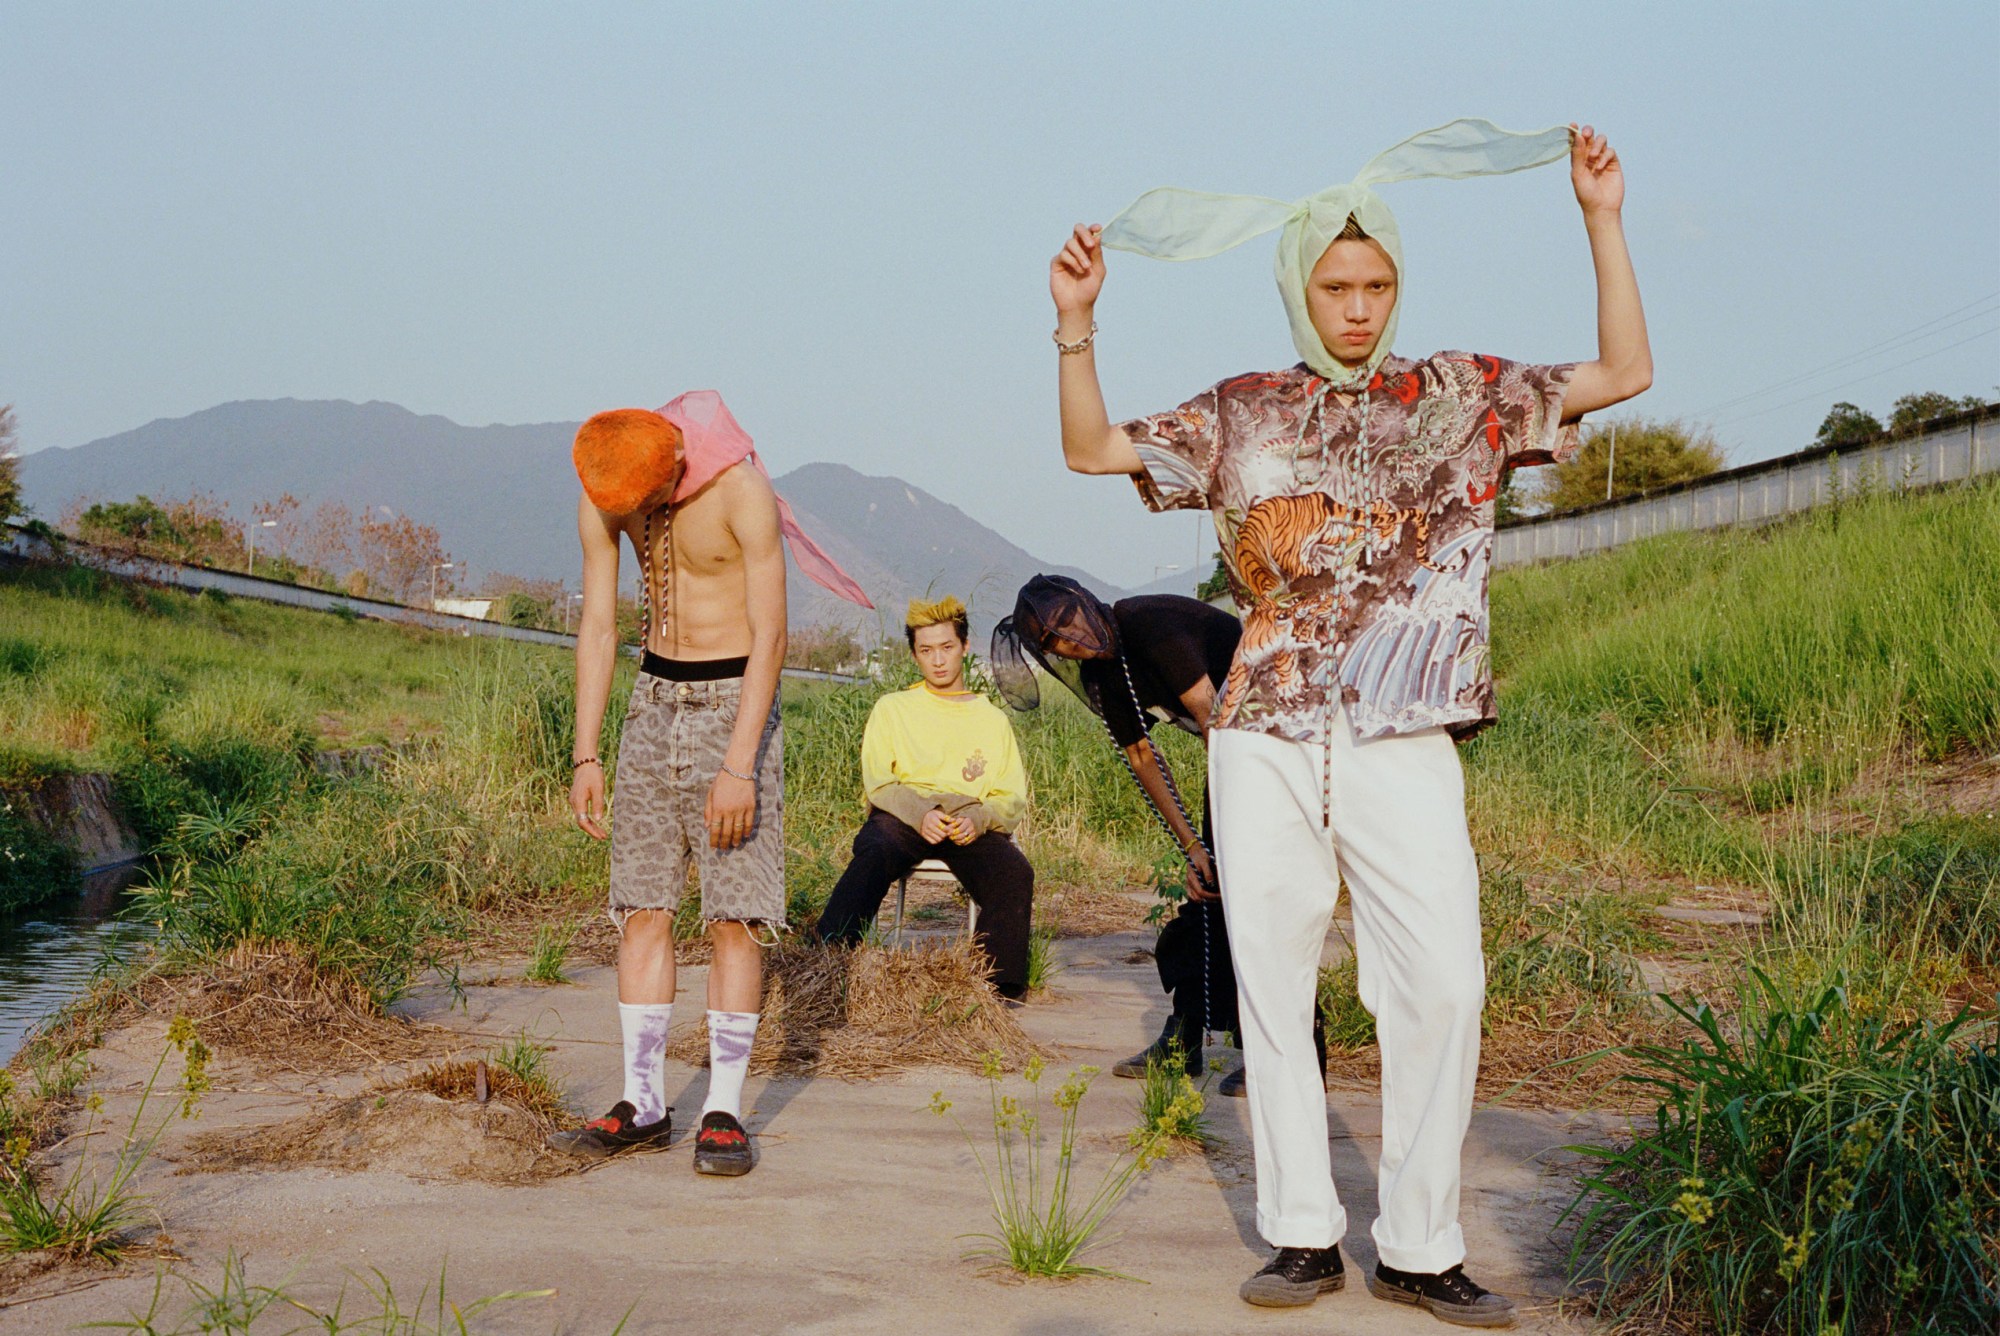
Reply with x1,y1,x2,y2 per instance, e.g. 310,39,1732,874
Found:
19,398,1127,640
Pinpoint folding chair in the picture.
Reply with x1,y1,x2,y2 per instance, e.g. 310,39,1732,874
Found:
882,814,1027,947
886,859,978,947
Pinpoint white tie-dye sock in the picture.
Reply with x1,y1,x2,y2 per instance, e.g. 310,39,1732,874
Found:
701,1010,760,1119
618,1002,673,1126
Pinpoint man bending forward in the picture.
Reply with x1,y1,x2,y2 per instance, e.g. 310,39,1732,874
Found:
556,406,786,1177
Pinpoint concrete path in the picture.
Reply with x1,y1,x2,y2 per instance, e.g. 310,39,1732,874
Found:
2,932,1611,1335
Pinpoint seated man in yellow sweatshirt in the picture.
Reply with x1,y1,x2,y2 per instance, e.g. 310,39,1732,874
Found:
812,597,1034,999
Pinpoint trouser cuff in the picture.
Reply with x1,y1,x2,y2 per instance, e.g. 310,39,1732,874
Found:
1257,1208,1346,1251
1372,1222,1466,1274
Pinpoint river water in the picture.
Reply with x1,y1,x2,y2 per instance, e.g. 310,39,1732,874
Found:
0,865,155,1065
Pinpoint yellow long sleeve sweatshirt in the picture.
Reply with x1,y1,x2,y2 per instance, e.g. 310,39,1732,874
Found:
859,685,1028,835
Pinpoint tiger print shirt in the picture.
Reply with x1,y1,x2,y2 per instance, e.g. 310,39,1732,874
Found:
1123,354,1577,744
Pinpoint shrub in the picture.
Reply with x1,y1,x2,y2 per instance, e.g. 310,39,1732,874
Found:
0,785,79,913
1564,969,1999,1334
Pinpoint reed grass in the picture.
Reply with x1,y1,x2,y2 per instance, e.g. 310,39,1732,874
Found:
1563,967,1999,1334
929,1053,1171,1280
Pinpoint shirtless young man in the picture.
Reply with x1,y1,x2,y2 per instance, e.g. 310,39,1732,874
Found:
553,406,786,1177
1051,123,1650,1323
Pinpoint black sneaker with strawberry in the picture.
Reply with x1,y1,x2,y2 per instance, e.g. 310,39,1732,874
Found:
546,1101,673,1159
692,1110,755,1176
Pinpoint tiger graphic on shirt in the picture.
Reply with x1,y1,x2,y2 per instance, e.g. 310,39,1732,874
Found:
1125,354,1579,742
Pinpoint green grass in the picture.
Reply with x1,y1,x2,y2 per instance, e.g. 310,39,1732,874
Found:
0,1021,208,1260
1135,1047,1207,1148
0,560,614,912
929,1053,1170,1280
525,921,577,985
99,1252,584,1335
1563,968,1999,1334
1470,479,2000,884
129,653,614,1008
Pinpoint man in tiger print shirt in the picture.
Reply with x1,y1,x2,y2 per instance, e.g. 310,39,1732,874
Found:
1047,124,1651,1326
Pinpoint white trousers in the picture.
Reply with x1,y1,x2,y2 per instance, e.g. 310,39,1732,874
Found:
1209,712,1484,1274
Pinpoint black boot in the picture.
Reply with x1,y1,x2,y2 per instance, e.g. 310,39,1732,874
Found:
1111,1016,1204,1078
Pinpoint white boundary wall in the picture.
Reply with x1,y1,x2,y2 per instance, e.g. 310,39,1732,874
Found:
1496,407,1997,567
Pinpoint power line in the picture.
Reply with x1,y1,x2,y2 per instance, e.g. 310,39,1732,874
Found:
1692,292,2000,419
1712,324,1999,429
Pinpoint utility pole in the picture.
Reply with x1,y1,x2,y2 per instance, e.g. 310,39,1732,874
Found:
1604,424,1618,502
430,561,455,610
246,518,276,573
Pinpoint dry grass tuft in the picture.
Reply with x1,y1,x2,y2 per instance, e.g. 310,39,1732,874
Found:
1037,880,1152,938
1322,1004,1666,1110
186,1060,580,1186
667,941,1048,1078
402,1059,574,1127
129,942,455,1073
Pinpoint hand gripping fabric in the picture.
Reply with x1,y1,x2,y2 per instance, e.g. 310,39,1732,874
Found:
1100,118,1573,389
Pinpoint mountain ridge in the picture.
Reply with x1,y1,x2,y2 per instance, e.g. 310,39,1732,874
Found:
19,398,1131,640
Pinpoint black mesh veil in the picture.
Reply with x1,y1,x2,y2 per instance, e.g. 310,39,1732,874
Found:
989,575,1120,716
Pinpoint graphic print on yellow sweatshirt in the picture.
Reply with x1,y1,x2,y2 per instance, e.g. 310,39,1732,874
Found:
859,685,1028,835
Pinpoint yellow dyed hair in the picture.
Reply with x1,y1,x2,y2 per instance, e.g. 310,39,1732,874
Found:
904,596,969,648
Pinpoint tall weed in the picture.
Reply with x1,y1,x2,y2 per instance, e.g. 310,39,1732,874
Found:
1564,969,1998,1334
929,1053,1172,1279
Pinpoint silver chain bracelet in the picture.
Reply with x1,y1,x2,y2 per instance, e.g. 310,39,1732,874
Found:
1052,321,1098,355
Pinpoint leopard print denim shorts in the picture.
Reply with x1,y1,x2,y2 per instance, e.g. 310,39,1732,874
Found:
608,673,786,930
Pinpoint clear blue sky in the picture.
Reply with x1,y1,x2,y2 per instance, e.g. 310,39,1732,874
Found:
5,1,1996,589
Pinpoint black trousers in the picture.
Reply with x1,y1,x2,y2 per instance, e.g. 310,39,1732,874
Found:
1154,897,1241,1038
813,808,1036,998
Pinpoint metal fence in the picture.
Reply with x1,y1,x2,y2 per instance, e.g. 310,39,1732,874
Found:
0,524,862,683
1495,405,1998,567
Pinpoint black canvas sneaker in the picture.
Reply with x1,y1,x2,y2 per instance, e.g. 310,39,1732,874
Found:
1238,1245,1345,1307
546,1101,672,1159
692,1110,755,1176
1112,1018,1204,1078
1366,1262,1518,1327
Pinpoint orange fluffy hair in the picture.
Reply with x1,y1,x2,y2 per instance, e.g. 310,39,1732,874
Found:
572,409,685,515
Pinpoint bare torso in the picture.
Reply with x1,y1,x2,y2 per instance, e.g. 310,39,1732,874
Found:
617,463,765,659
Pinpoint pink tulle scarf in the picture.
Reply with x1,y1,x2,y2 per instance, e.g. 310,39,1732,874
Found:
657,389,873,609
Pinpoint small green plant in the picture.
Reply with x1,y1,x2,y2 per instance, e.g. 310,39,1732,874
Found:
487,1028,564,1109
95,1251,588,1335
1136,1047,1207,1149
0,1016,209,1259
1141,845,1188,928
1025,925,1061,993
928,1052,1171,1279
1562,967,2000,1333
524,920,577,985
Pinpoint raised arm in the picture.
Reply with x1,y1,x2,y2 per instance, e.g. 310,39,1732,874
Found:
706,466,787,851
1051,223,1144,475
571,493,624,839
1559,125,1653,421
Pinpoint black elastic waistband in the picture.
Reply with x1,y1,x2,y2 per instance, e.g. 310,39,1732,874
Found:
641,651,749,682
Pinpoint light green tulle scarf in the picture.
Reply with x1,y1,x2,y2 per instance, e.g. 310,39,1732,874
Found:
1101,118,1572,388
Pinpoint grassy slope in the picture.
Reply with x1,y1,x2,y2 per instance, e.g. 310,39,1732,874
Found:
0,562,603,910
1,563,516,770
1468,478,2000,885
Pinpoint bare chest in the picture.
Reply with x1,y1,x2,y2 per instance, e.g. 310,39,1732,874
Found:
620,489,742,586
